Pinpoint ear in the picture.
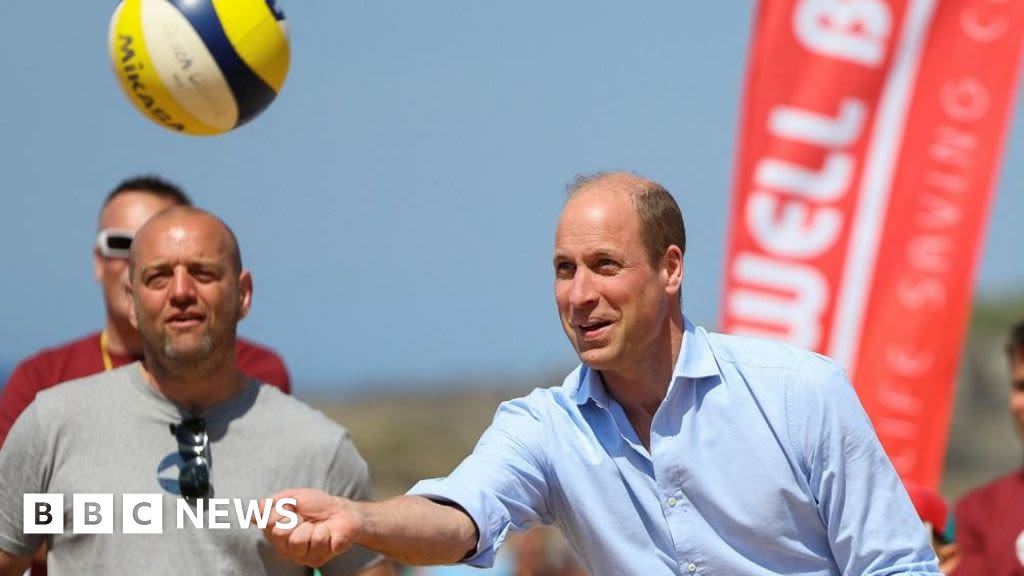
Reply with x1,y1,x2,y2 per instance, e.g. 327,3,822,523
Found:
238,270,253,320
125,278,139,330
661,245,684,297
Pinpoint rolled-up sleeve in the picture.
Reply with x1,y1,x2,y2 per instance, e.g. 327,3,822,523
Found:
407,394,551,568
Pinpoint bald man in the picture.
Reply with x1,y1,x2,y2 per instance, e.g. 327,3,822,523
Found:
0,208,392,576
260,172,940,575
0,175,290,449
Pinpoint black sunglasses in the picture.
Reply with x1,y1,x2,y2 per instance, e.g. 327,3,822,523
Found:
170,417,210,501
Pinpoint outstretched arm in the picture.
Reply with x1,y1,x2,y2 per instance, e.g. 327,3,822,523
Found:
264,489,477,569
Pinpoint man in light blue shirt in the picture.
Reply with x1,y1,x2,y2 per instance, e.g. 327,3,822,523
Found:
263,172,940,575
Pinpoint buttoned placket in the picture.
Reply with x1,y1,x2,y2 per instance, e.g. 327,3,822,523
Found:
651,374,703,574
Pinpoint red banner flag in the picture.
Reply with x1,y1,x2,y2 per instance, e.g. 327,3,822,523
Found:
721,0,1024,487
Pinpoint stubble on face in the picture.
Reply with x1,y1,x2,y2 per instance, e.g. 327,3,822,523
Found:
553,181,670,375
129,209,244,379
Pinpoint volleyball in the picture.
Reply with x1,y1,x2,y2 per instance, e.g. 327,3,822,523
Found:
108,0,290,136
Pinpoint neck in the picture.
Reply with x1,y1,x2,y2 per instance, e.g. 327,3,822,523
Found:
601,315,684,449
604,318,684,415
141,352,247,413
104,317,142,357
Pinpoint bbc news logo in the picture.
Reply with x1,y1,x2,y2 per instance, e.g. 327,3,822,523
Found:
24,494,298,534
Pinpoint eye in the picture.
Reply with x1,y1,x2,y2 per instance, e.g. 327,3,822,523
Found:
189,265,221,282
555,261,575,279
192,270,217,282
595,258,620,274
144,271,170,288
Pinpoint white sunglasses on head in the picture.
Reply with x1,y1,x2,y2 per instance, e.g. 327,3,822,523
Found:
96,228,135,259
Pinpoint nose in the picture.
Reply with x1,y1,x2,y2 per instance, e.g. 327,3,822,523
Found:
567,267,598,310
168,268,197,306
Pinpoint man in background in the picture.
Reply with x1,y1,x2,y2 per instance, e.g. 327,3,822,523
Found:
0,175,290,448
905,483,960,574
0,207,390,575
952,319,1024,575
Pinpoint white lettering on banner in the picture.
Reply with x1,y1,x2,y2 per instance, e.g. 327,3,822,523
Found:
875,369,924,467
878,378,923,417
827,0,937,371
768,99,867,149
962,1,1010,43
906,235,952,275
794,0,892,66
896,121,980,314
747,194,842,259
728,252,827,349
941,77,990,122
929,125,977,169
886,346,935,379
876,57,993,477
755,154,854,203
731,98,868,347
896,276,946,310
748,99,867,260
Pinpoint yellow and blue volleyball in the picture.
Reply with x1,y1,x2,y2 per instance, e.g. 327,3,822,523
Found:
108,0,290,135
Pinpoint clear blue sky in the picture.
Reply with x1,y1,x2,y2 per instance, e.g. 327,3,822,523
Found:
1,1,1022,395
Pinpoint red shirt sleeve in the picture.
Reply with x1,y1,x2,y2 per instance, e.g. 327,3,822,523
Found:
0,361,44,449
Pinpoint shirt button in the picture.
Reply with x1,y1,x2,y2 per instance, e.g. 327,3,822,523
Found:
667,497,677,507
688,563,697,572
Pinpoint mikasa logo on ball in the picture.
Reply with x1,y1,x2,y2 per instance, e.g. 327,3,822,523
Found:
108,0,291,136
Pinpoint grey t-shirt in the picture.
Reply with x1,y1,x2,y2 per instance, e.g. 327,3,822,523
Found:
0,363,381,575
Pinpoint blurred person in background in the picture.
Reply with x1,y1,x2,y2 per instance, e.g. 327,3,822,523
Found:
0,207,390,576
905,483,960,574
951,319,1024,575
260,171,939,575
0,174,290,448
0,176,291,576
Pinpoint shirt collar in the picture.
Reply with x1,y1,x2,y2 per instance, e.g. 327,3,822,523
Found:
573,316,720,406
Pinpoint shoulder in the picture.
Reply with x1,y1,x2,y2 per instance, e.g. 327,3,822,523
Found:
236,337,283,360
32,365,134,412
956,470,1024,512
249,387,372,494
236,338,290,392
705,330,848,394
250,385,351,443
706,330,832,371
495,376,583,425
9,333,102,381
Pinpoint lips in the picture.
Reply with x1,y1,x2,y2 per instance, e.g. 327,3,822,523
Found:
577,319,612,340
166,311,205,328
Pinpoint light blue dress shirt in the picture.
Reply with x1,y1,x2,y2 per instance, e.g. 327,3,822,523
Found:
409,318,940,575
